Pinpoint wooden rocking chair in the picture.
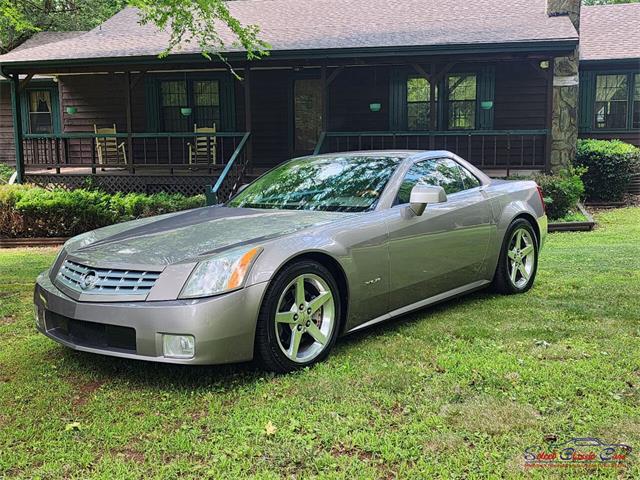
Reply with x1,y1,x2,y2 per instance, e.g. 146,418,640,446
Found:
188,123,217,166
94,124,127,166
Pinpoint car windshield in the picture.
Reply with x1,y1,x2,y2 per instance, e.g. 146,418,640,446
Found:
227,155,402,212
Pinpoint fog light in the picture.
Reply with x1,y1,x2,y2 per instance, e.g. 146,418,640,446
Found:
162,334,195,359
33,305,44,328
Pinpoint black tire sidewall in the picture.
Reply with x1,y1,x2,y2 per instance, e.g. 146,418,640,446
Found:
255,260,341,372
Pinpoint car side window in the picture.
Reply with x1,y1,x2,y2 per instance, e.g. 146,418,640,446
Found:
458,164,481,189
395,158,466,205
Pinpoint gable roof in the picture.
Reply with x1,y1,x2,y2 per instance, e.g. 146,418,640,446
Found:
10,31,86,53
0,0,578,67
580,4,640,62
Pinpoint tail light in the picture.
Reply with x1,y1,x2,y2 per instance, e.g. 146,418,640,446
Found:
536,185,546,214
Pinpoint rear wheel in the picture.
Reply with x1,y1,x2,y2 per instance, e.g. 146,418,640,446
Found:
492,218,539,294
255,260,341,372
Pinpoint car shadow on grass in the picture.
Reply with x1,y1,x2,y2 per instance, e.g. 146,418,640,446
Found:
53,288,493,389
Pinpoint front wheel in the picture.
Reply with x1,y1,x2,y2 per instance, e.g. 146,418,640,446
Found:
492,218,539,294
254,260,341,373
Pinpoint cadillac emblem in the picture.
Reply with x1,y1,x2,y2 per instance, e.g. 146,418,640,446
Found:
80,270,99,290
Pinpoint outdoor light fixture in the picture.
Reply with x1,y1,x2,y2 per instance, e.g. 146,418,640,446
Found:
180,107,192,116
369,103,382,112
539,60,549,70
65,106,77,115
163,334,195,359
480,101,494,110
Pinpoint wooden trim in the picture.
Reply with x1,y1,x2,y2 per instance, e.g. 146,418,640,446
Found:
0,237,69,248
545,58,554,172
326,66,344,86
18,73,34,93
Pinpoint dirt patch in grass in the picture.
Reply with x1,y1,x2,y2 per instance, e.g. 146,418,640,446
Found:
330,443,375,462
423,432,466,455
70,378,105,408
0,315,16,325
112,447,146,464
440,397,540,435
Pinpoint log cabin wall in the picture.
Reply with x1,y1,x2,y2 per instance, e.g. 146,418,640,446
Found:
0,83,15,165
249,69,291,167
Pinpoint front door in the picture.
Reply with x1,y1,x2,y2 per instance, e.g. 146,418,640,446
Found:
293,78,323,156
384,158,493,311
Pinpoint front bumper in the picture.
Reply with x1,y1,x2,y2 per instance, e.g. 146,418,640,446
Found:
34,272,269,365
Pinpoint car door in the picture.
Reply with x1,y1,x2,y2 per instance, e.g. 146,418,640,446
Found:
384,158,493,312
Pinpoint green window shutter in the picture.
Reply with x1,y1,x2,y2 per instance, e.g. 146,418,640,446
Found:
144,77,159,132
219,75,236,131
478,65,495,130
578,72,590,131
389,68,407,131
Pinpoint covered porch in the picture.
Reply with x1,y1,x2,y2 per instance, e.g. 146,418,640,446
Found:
3,51,565,200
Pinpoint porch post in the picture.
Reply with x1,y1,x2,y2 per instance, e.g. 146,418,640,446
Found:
125,71,135,173
9,74,25,183
429,64,437,149
321,65,328,133
244,66,252,161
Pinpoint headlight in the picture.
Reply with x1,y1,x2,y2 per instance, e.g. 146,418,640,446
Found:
179,246,262,299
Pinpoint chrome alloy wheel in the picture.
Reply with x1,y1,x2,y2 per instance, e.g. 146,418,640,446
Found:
507,227,536,289
274,274,336,363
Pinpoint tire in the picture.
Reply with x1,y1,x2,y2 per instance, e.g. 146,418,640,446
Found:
254,260,341,373
492,218,539,294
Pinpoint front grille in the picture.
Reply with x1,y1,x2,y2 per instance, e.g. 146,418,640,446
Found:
46,311,137,353
56,259,160,296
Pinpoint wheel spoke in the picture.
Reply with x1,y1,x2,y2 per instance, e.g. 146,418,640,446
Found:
275,311,296,324
295,276,306,306
521,245,534,256
306,322,327,345
510,262,518,282
309,291,332,315
288,329,302,359
515,230,523,249
507,249,516,260
518,263,529,281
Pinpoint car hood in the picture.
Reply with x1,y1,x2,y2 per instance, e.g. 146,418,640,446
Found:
65,206,350,267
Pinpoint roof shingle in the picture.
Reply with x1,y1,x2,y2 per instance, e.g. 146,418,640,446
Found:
580,4,640,62
0,0,577,65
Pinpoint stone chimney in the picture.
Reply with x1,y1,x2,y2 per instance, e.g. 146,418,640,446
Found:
547,0,581,32
547,0,581,171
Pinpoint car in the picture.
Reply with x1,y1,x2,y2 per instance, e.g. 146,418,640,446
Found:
34,150,547,372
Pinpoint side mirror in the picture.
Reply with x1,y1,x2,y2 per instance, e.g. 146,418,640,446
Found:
409,184,447,216
236,184,250,194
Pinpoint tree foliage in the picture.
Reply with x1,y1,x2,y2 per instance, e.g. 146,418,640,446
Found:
0,0,269,62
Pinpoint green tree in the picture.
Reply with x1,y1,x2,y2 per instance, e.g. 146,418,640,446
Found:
0,0,269,63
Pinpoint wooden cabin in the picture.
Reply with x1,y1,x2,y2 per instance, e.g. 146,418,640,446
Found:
0,0,638,200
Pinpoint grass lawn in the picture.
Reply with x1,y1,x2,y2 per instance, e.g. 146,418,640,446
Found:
1,208,639,479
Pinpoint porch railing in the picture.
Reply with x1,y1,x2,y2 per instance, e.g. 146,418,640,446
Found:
22,131,250,175
313,130,549,171
207,132,251,205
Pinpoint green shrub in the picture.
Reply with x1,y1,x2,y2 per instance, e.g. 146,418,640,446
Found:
575,139,640,202
534,167,585,220
0,184,205,238
0,164,14,183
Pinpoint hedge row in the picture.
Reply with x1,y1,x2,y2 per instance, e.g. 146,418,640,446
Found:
576,139,640,202
0,184,205,238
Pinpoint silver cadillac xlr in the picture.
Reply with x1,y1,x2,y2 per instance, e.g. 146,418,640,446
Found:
34,151,547,372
